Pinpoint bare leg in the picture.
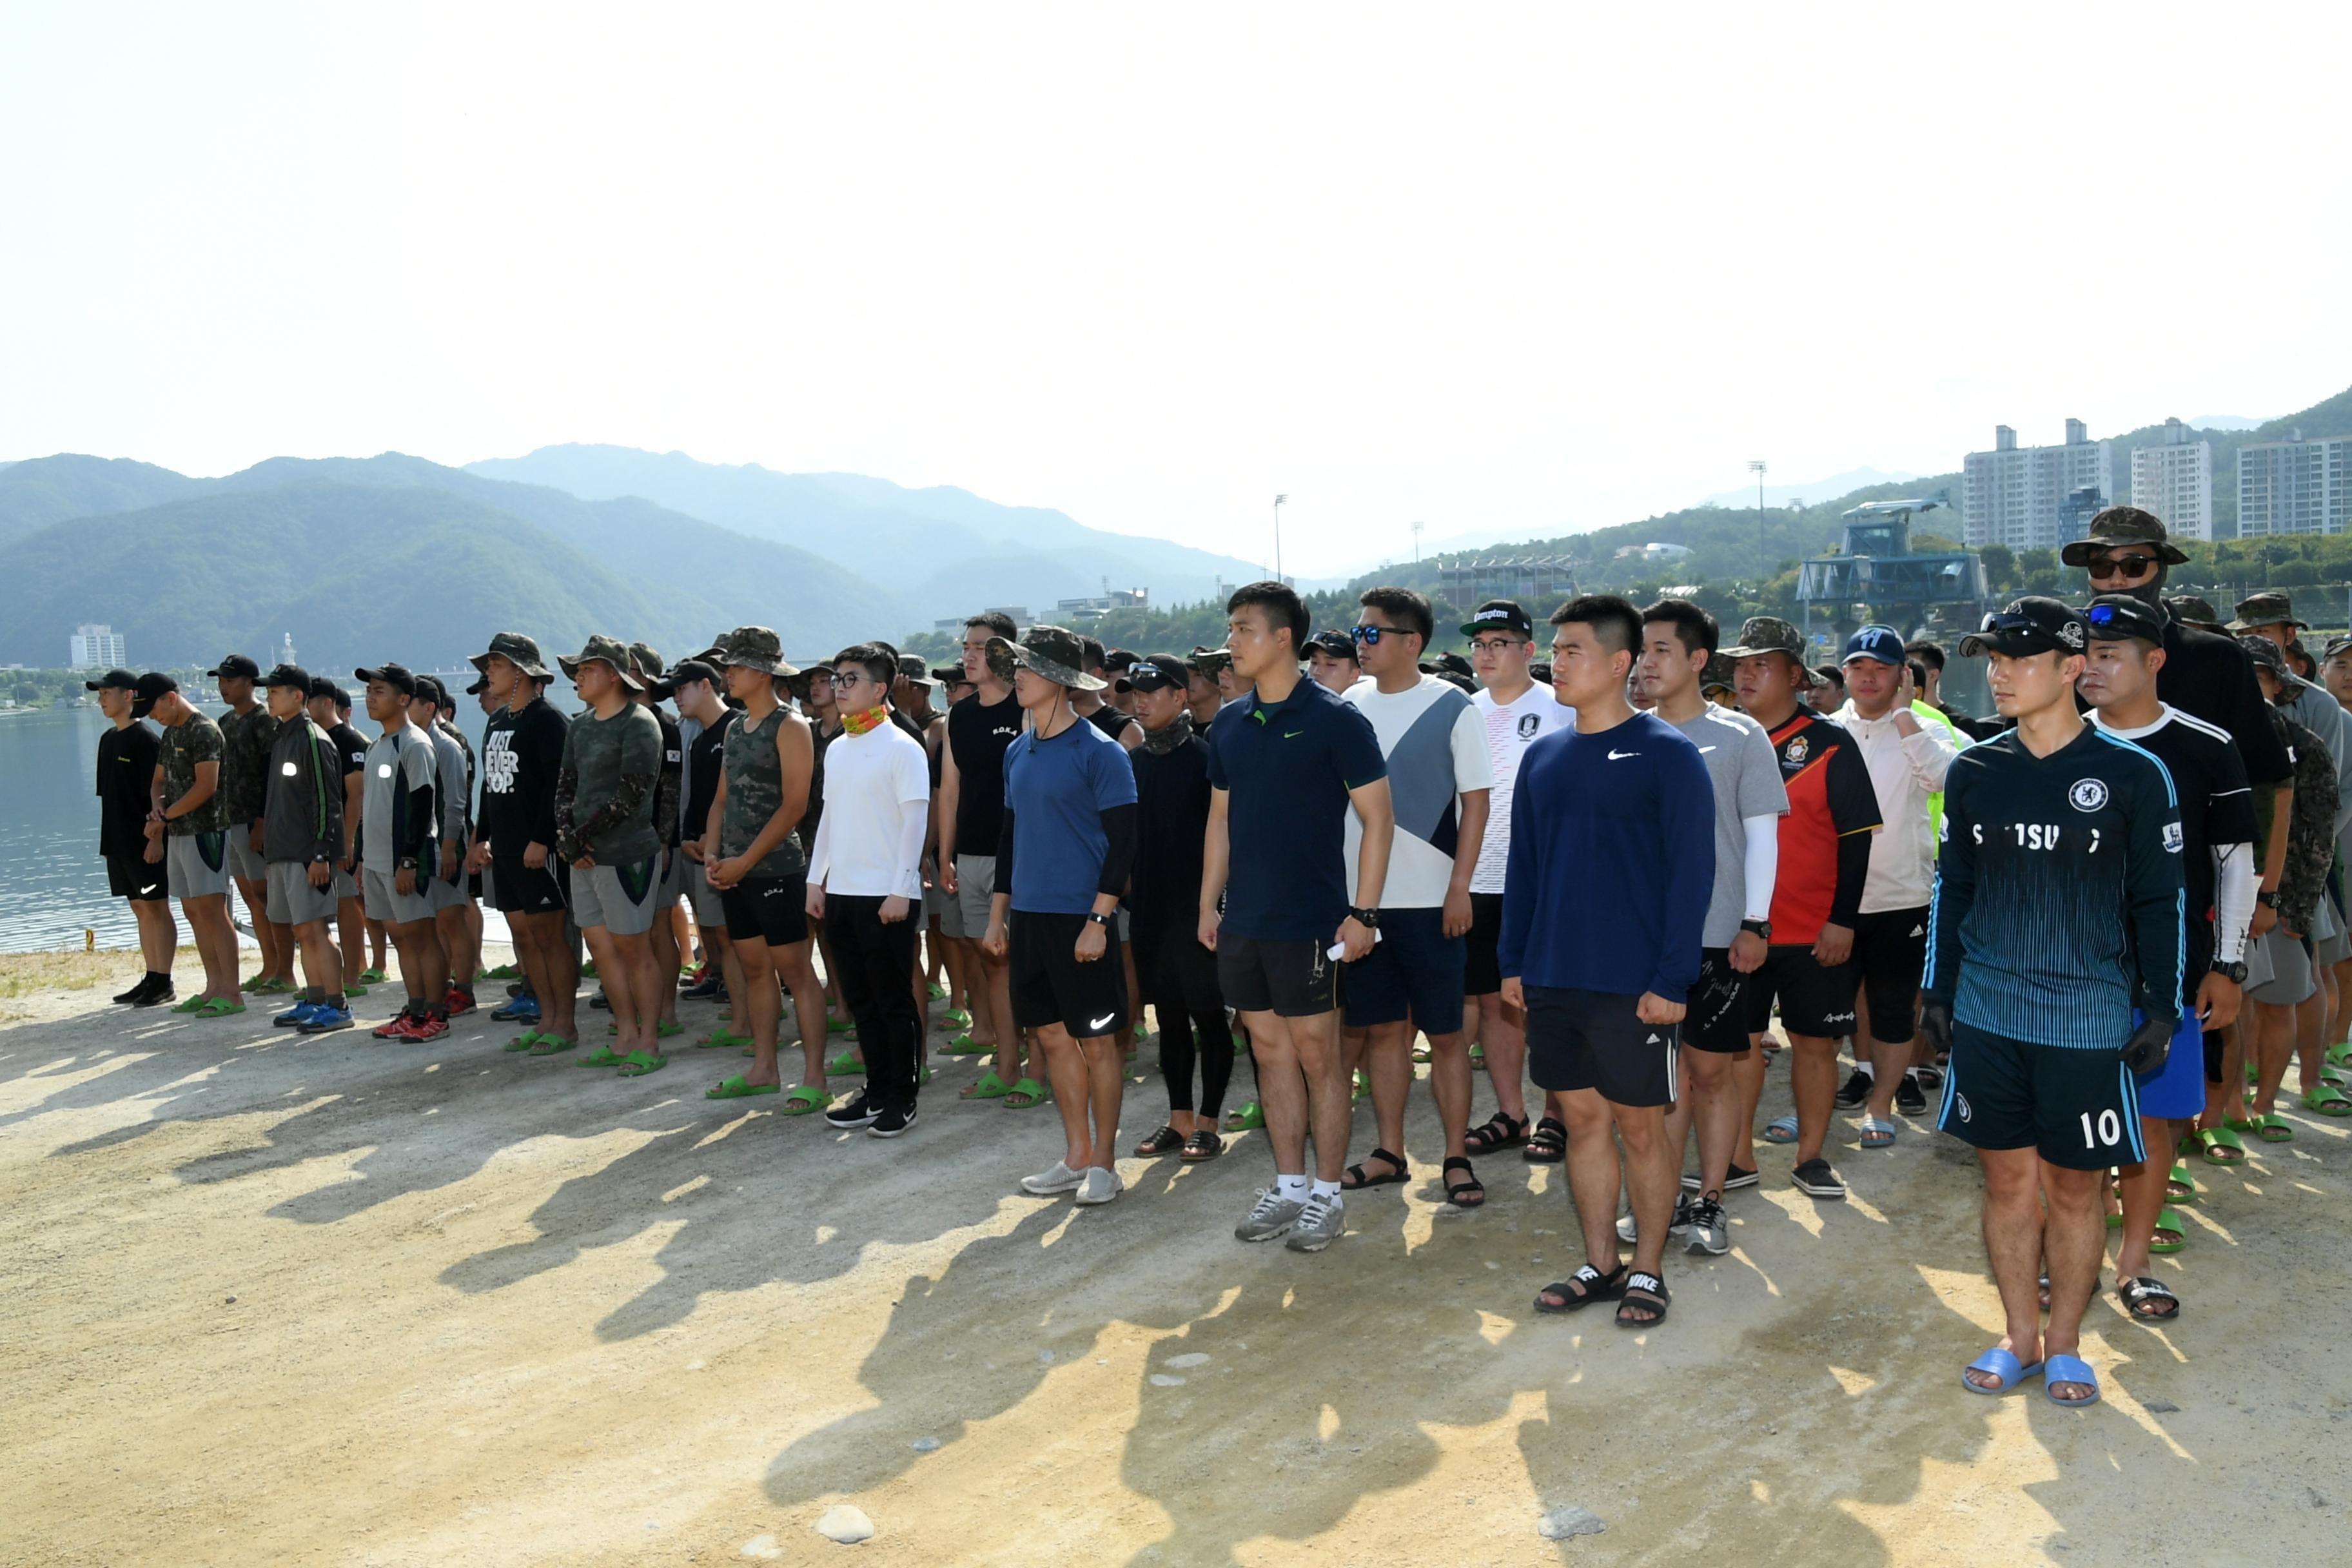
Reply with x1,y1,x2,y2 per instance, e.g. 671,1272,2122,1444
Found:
647,893,681,1027
2039,1161,2106,1402
1788,1033,1838,1164
2113,1115,2171,1291
1734,1035,1769,1155
774,939,831,1091
183,894,239,1002
1558,1088,1627,1269
733,936,784,1089
1862,1030,1919,1122
1965,1146,2048,1389
293,919,338,995
1614,1100,1674,1306
1473,992,1531,1123
133,897,178,977
1082,1031,1124,1168
1364,1019,1415,1166
1426,1028,1473,1167
1037,1023,1092,1168
1680,1046,1738,1196
2292,981,2329,1099
2250,999,2293,1115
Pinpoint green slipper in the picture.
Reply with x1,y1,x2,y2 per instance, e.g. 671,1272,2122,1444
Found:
1468,1041,1487,1071
196,998,247,1018
941,1033,992,1057
2150,1206,2189,1254
359,968,387,985
926,982,947,1001
574,1048,625,1067
2327,1041,2352,1069
250,977,297,995
697,1026,751,1050
916,1063,934,1087
2166,1162,2199,1204
961,1070,1011,1101
2302,1084,2352,1116
579,961,598,979
344,981,369,997
779,1084,828,1115
505,1031,544,1053
2195,1126,2246,1164
706,1073,779,1099
1224,1101,1265,1132
654,1019,685,1039
526,1035,576,1055
2236,1112,2294,1143
1351,1068,1367,1106
941,1008,973,1030
827,1013,854,1034
1003,1076,1050,1108
1411,1043,1431,1064
172,995,208,1013
482,963,519,980
825,1052,866,1076
616,1050,667,1077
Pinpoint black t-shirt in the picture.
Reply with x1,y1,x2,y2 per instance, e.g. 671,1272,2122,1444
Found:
477,697,571,855
1086,706,1137,744
948,691,1022,856
1128,731,1211,945
2091,705,2260,980
2161,618,2293,787
685,709,733,844
801,720,838,849
95,720,160,859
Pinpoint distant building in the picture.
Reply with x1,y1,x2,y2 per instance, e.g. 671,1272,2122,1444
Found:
1961,420,2114,551
2130,417,2214,541
1054,586,1149,621
1613,542,1694,562
2238,429,2352,538
68,623,126,670
280,631,298,667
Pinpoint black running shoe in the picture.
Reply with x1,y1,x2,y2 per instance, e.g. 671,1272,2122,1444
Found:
1834,1068,1873,1109
113,974,161,1004
825,1091,883,1130
132,981,177,1008
1895,1071,1929,1117
867,1104,918,1139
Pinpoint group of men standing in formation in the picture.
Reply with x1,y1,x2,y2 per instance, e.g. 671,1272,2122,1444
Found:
89,505,2352,1410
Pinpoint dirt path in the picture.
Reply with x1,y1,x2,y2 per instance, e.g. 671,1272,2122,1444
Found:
4,950,2349,1565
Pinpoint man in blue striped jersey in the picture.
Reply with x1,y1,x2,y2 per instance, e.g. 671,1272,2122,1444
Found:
1921,597,2185,1408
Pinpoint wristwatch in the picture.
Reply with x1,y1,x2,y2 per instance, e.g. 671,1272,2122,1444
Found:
1348,906,1381,929
2258,888,2280,908
2213,959,2249,985
1086,910,1111,927
1739,919,1772,941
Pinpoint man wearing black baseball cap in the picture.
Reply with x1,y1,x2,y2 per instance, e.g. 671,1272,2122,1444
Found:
143,674,246,1015
88,669,177,1004
408,676,478,1017
309,677,376,998
258,664,355,1033
1928,596,2184,1406
209,652,295,998
354,663,453,1041
1304,629,1359,697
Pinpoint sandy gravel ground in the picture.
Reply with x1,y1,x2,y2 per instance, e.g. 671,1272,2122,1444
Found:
5,948,2351,1566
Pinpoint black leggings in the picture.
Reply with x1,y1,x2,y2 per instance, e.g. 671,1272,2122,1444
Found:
1160,1003,1235,1117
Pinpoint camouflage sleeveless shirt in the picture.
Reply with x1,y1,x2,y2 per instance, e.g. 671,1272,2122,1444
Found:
720,707,807,878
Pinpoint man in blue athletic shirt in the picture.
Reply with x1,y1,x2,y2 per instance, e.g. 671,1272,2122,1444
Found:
1924,596,2185,1408
1502,594,1713,1330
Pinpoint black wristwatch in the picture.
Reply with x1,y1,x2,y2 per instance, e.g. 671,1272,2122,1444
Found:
2258,889,2280,909
2213,959,2249,985
1086,910,1111,927
1348,906,1380,929
1739,918,1772,941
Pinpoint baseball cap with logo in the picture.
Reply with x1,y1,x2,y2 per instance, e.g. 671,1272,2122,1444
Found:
83,667,140,694
2230,592,2308,633
1958,597,2089,659
131,671,179,718
1721,616,1807,662
1303,629,1357,662
556,636,644,692
1459,599,1535,639
2083,594,2165,647
260,663,312,691
205,652,262,681
1128,654,1190,693
354,663,419,696
468,631,551,678
2323,634,2352,663
1839,625,1906,667
2059,504,2190,568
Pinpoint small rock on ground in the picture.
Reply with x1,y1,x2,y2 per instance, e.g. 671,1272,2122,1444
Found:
910,1436,941,1452
2143,1397,2180,1413
1150,1373,1186,1387
1163,1353,1210,1369
816,1505,874,1544
1538,1505,1606,1540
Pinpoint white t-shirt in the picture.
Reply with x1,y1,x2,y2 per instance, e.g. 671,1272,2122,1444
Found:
1342,675,1495,908
809,721,931,898
1468,683,1576,895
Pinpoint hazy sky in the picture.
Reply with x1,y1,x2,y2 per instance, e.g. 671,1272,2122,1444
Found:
7,3,2349,576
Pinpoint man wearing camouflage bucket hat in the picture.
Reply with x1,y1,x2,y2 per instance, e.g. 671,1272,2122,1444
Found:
468,632,578,1052
2232,593,2352,910
553,635,671,1079
976,626,1139,1205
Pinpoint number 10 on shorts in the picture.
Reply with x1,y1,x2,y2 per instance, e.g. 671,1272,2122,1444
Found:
2079,1109,2123,1149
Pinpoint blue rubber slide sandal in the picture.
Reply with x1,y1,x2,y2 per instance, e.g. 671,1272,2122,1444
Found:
2043,1354,2101,1407
1961,1346,2043,1395
1763,1115,1799,1145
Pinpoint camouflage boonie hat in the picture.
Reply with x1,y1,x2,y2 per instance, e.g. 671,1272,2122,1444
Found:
2163,594,2222,630
556,634,645,692
469,631,551,678
1186,644,1233,674
712,626,798,678
627,641,665,681
2236,632,2287,676
987,624,1104,691
2230,592,2308,633
1700,652,1735,694
2059,505,2189,568
1721,616,1806,662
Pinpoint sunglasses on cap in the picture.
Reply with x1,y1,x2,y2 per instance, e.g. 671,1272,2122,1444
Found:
1979,611,2038,634
2084,603,2139,632
2084,553,2159,580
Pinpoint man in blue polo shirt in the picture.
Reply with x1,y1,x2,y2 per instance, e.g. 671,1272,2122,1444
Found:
1202,580,1396,1253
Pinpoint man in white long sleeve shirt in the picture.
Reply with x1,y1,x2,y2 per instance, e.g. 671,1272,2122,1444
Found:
1830,626,1962,1140
1635,600,1787,1253
808,642,936,1139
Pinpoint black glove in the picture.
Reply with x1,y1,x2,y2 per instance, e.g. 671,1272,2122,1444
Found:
1918,996,1952,1057
2122,1012,2174,1075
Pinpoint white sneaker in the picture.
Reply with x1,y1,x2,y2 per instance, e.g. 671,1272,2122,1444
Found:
1021,1161,1083,1195
1074,1167,1123,1206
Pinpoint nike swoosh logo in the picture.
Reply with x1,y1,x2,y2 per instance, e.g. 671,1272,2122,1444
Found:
1088,1012,1119,1032
1281,730,1303,739
1608,750,1638,760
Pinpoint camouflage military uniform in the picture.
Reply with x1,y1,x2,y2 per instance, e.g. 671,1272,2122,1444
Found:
720,707,807,879
217,705,281,827
2274,708,2337,938
160,711,228,837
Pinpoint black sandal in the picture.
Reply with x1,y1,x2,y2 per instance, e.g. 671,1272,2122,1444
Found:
1133,1125,1185,1157
2119,1275,2180,1321
1179,1129,1224,1162
1462,1111,1528,1155
1440,1155,1485,1208
1340,1147,1409,1190
1614,1271,1671,1328
1522,1117,1567,1164
1534,1262,1629,1314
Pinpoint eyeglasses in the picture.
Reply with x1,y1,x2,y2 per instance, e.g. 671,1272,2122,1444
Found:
831,669,870,690
1469,636,1525,655
2085,554,2158,580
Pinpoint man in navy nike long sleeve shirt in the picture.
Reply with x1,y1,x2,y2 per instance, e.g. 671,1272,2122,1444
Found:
1501,595,1712,1331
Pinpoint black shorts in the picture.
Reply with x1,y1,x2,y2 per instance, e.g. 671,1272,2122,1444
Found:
1848,906,1929,1043
1216,934,1337,1018
107,852,168,903
1011,910,1128,1037
1342,907,1465,1034
1135,928,1222,1016
467,869,485,902
1743,943,1859,1040
1684,948,1756,1054
1463,892,1505,995
720,873,809,948
1524,986,1678,1108
491,857,567,916
1937,1021,2143,1171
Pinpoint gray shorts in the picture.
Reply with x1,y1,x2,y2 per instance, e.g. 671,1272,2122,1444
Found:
226,828,268,882
2247,926,2316,1007
266,860,337,926
362,865,438,926
166,831,231,901
954,854,997,939
2313,891,2351,967
332,867,359,903
923,858,951,925
682,860,725,927
571,856,661,936
1116,905,1132,944
430,863,471,912
659,845,687,906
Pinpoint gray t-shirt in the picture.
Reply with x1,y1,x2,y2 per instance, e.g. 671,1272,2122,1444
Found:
1671,705,1788,947
361,725,440,870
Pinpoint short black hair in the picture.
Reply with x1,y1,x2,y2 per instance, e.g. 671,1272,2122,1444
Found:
1640,597,1718,658
1077,633,1108,672
1903,638,1947,672
1226,580,1308,655
831,642,898,690
1357,585,1434,647
1550,594,1643,658
964,611,1017,640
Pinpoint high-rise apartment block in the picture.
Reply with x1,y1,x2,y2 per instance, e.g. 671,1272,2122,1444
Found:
2237,429,2352,538
68,623,126,669
2129,417,2213,540
1961,420,2114,549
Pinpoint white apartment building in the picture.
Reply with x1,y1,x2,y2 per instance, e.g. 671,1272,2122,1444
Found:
1961,420,2115,550
2238,430,2352,538
2130,418,2214,541
68,623,126,670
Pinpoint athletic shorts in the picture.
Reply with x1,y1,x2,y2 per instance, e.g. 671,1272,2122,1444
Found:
1342,907,1465,1034
720,872,810,948
681,861,726,928
571,856,661,936
265,860,338,926
921,857,950,925
1463,892,1505,996
1215,934,1336,1018
2134,1005,2208,1121
1848,905,1929,1044
658,846,685,907
107,852,168,902
226,828,268,882
1684,948,1757,1054
491,858,566,916
429,863,470,913
166,831,231,901
1135,928,1222,1017
2247,926,2315,1007
1937,1020,2144,1171
1743,943,1859,1040
332,867,358,903
953,854,997,938
361,865,437,926
1010,910,1128,1037
1524,985,1677,1108
2313,890,2351,967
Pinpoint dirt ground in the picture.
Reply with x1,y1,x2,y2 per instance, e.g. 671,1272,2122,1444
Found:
5,947,2350,1567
